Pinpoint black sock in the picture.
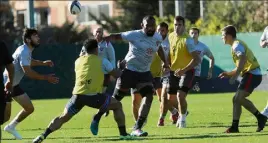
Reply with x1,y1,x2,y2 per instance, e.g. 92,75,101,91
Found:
231,120,239,129
254,110,261,119
93,112,104,122
42,128,52,139
134,116,146,130
118,126,127,136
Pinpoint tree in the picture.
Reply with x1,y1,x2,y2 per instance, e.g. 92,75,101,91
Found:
196,1,268,35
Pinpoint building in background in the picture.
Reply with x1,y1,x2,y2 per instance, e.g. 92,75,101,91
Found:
8,0,124,32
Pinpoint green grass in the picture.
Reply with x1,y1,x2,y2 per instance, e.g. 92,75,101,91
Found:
2,91,268,143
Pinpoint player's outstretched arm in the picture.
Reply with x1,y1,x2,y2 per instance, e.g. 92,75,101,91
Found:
22,66,59,84
158,46,169,67
106,43,116,68
104,34,122,43
31,59,54,67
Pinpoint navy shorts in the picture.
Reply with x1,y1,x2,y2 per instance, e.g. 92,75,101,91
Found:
5,84,25,102
238,73,262,94
65,94,111,115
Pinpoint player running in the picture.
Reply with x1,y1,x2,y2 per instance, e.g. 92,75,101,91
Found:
130,22,172,122
33,39,132,143
189,27,215,92
3,28,59,140
94,15,168,136
219,25,267,133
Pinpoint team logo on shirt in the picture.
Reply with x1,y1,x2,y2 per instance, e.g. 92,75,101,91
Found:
146,48,153,55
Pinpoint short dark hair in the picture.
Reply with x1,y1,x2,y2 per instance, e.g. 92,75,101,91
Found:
159,22,168,30
222,25,237,38
143,15,155,22
190,27,200,34
22,28,38,43
83,39,98,53
175,16,185,26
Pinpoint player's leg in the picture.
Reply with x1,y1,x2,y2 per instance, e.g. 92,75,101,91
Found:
158,82,168,126
113,69,134,101
176,69,195,128
33,95,83,143
153,77,162,102
226,73,266,133
4,85,31,140
166,72,180,124
108,97,133,139
131,88,142,121
261,101,268,118
131,72,154,137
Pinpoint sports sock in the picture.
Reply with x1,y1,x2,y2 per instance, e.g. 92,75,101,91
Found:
118,126,127,136
231,120,239,129
42,128,52,139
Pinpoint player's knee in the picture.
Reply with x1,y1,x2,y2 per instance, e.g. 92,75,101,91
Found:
132,98,140,109
177,93,186,101
115,101,123,109
25,105,34,114
139,85,154,97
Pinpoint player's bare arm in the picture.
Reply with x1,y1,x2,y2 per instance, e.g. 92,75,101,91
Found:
157,46,169,68
104,34,123,42
31,59,54,67
22,66,59,84
4,63,14,94
208,55,215,79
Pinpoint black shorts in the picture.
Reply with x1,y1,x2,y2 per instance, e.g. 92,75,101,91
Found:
131,77,162,94
238,73,262,94
5,84,25,102
167,69,195,94
0,90,6,125
65,94,111,115
116,69,153,90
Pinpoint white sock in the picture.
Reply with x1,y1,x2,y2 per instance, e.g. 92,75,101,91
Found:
9,120,19,129
180,114,186,121
171,108,178,115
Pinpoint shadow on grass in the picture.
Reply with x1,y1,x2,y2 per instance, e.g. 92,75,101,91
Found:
3,132,268,141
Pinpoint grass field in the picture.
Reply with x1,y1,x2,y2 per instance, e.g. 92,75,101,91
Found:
2,91,268,143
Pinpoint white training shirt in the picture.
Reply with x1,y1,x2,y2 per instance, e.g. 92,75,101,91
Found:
3,44,32,86
260,26,268,48
121,30,162,72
